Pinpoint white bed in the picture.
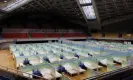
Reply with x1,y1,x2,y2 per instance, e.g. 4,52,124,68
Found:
100,59,114,66
17,59,42,67
47,55,61,63
40,68,62,79
65,55,77,59
23,71,32,78
84,62,102,70
63,64,85,75
113,57,126,63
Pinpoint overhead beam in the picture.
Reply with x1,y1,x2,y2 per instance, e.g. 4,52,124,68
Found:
0,9,7,13
29,4,41,11
34,0,47,10
75,0,91,36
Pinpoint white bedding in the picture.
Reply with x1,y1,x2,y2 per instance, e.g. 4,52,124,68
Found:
100,59,114,65
40,68,62,79
63,64,85,75
84,62,102,69
23,71,32,78
41,69,53,80
113,57,125,63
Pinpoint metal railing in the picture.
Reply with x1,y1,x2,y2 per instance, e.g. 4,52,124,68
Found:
84,66,133,80
0,64,45,80
0,58,131,80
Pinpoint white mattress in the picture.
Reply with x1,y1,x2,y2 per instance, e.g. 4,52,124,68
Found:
100,59,107,65
23,71,32,78
63,63,85,75
113,57,124,63
84,62,102,69
40,69,53,80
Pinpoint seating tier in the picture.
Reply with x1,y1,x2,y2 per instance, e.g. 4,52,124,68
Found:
3,33,29,39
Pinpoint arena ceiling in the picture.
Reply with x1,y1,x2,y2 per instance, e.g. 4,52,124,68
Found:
0,0,89,26
1,0,133,30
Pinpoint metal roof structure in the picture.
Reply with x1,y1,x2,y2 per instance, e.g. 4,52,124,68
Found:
1,0,133,31
0,0,97,28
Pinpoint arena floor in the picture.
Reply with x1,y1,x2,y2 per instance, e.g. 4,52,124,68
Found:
0,50,16,72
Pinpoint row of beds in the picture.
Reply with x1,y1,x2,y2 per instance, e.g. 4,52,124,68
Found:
10,41,130,80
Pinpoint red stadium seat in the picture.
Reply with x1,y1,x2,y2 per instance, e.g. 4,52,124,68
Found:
63,33,87,37
31,33,45,38
63,33,75,37
2,32,87,39
74,33,87,37
46,33,61,38
3,33,29,39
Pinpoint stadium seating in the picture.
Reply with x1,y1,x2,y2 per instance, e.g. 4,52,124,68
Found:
63,33,75,37
91,33,102,38
105,33,118,38
31,33,45,38
122,34,132,39
2,28,88,39
91,33,133,39
3,33,29,39
46,33,61,38
74,33,87,37
63,33,74,37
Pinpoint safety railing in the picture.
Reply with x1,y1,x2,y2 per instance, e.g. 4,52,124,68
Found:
0,64,45,80
84,66,133,80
